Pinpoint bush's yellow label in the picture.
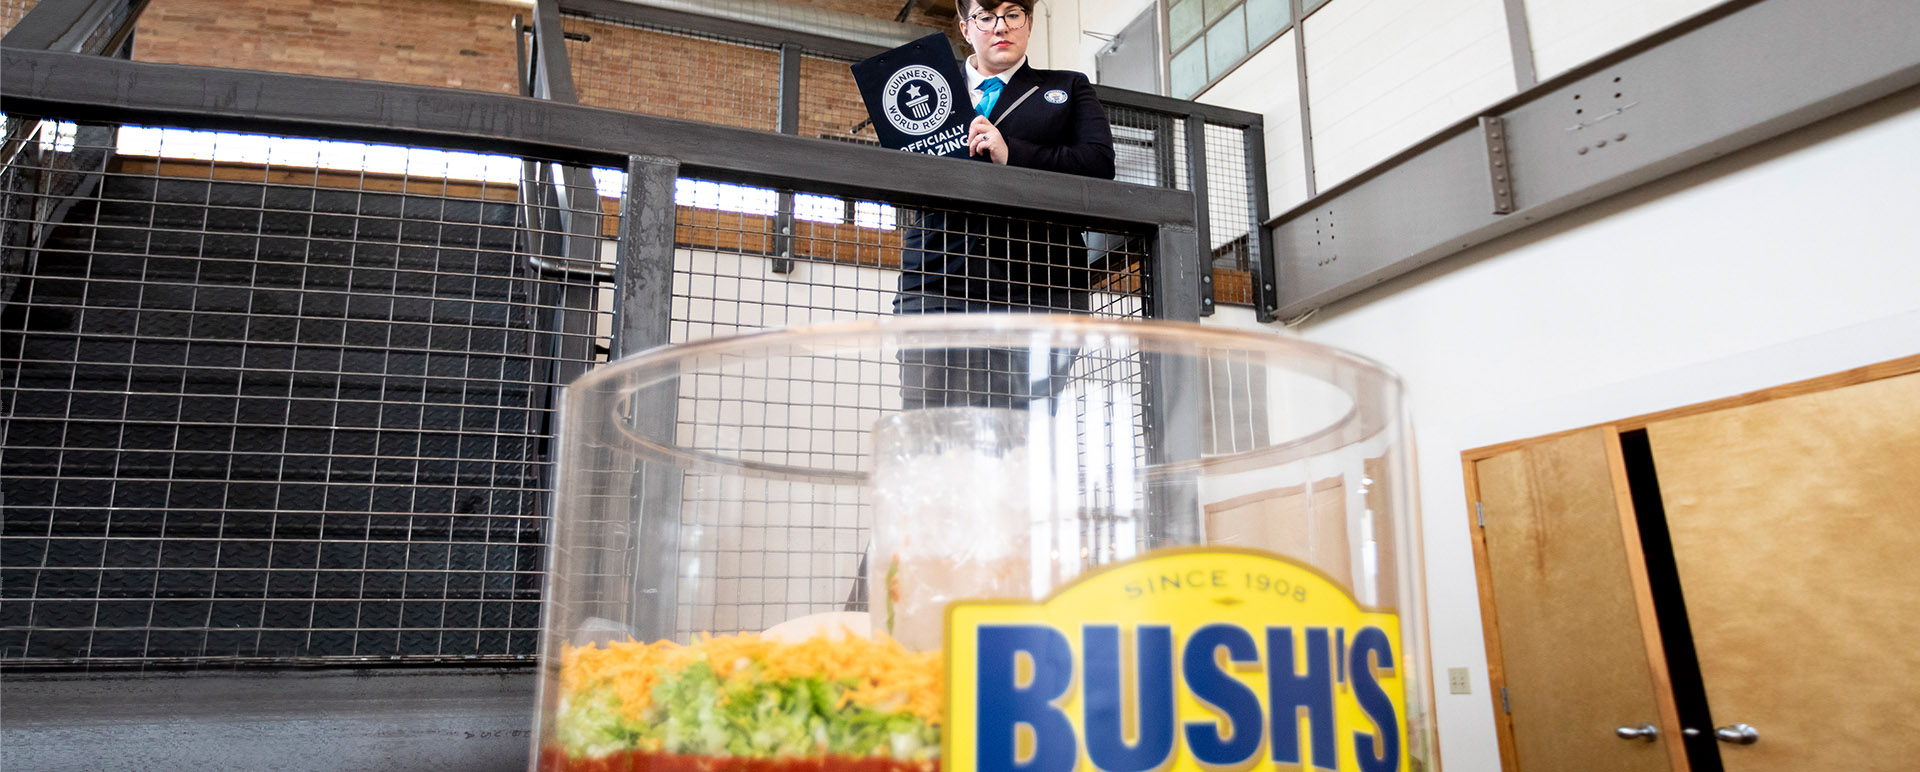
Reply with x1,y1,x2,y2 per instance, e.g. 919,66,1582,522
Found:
944,548,1406,772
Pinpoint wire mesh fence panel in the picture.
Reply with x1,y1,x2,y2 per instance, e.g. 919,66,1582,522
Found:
1103,104,1186,190
562,13,781,132
650,175,1153,639
0,120,613,667
1204,121,1256,306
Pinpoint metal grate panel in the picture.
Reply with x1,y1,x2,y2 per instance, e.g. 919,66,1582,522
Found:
660,177,1153,638
0,120,614,667
1204,121,1257,305
1103,104,1186,190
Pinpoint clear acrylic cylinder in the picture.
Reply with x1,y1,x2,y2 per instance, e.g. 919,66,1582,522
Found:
534,315,1434,772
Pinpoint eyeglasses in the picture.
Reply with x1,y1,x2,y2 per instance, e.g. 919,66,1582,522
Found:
966,8,1029,32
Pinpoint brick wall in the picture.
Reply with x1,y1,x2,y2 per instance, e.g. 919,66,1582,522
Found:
797,0,956,29
128,1,949,99
1,0,40,40
798,54,880,142
564,17,783,131
562,14,880,144
133,0,522,95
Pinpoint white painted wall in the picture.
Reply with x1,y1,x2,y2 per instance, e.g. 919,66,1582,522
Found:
1524,0,1725,80
1275,88,1920,772
1303,0,1517,189
1017,4,1920,771
1063,0,1159,76
1194,29,1314,214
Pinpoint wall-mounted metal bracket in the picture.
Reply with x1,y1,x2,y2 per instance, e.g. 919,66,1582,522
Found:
1482,116,1516,215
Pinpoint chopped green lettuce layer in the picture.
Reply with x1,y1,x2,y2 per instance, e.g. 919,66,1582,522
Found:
558,661,939,761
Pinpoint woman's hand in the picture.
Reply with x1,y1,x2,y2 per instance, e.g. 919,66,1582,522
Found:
967,116,1009,165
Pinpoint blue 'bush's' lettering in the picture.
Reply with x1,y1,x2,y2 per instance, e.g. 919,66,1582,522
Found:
1084,625,1177,772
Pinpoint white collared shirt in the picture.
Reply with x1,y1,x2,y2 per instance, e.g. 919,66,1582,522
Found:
964,56,1026,110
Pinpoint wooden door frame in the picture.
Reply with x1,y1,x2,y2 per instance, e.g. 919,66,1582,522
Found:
1460,353,1920,771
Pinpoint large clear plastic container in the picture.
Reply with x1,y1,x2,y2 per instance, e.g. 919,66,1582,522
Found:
534,315,1433,772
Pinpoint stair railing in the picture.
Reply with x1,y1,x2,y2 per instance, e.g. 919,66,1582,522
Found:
1,0,150,307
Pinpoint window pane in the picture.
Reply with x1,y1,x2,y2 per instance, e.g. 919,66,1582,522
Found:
1246,0,1290,44
1206,7,1247,80
1169,0,1203,49
794,193,843,224
1171,41,1208,99
1204,0,1235,25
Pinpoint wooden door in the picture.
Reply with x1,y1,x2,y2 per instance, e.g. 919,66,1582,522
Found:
1646,371,1920,772
1472,428,1683,772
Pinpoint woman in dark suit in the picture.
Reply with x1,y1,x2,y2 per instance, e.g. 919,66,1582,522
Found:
896,0,1116,410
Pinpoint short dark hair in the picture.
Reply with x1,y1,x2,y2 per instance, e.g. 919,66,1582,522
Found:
957,0,1035,19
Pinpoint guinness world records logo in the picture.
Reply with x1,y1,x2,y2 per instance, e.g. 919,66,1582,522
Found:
882,64,952,136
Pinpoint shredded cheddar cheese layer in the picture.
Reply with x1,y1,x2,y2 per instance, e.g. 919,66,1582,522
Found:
560,633,943,726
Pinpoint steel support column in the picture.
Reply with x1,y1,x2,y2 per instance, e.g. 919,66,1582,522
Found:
1143,222,1204,542
1501,0,1539,90
1184,114,1215,316
772,42,802,274
1244,122,1277,321
1289,0,1318,197
612,154,684,641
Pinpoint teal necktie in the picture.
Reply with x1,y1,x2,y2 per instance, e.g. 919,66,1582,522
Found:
977,78,1004,119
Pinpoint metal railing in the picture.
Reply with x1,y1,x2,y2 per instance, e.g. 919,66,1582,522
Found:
542,0,1274,319
1,6,1196,668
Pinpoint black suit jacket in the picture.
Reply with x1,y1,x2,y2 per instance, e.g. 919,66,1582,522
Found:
897,64,1115,313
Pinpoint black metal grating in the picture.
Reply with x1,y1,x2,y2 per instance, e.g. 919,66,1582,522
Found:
1204,121,1257,304
660,176,1154,638
1103,104,1187,190
0,121,614,667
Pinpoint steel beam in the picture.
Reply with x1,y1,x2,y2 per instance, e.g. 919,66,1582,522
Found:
1143,225,1207,545
1501,0,1538,90
1271,0,1920,319
0,50,1192,233
1289,0,1318,197
772,42,802,274
1,0,125,51
1094,84,1264,129
531,0,581,103
1184,114,1215,316
1,669,535,772
612,154,685,642
1243,122,1279,321
1151,224,1204,322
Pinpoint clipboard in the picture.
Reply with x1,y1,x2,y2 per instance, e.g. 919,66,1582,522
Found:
850,33,978,158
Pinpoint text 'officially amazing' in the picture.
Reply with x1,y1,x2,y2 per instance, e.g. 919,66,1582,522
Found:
902,123,970,156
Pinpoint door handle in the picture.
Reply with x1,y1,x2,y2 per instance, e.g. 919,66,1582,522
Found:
1615,723,1659,742
1714,723,1759,745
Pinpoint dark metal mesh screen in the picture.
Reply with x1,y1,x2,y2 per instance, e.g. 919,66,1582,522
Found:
657,175,1152,637
1204,121,1257,305
1102,104,1186,190
0,120,613,667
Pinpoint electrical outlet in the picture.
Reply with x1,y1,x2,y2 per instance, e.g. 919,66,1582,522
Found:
1447,667,1471,694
